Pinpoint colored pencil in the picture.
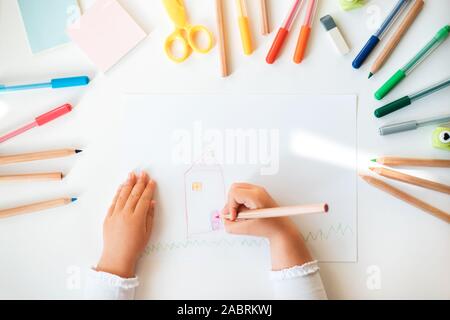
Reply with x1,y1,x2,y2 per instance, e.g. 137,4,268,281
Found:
216,0,229,77
369,0,424,78
360,174,449,224
222,203,328,220
0,149,82,166
370,167,450,195
260,0,270,35
0,172,63,182
371,157,450,168
0,198,77,220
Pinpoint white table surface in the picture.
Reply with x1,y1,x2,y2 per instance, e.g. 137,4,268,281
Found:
0,0,449,299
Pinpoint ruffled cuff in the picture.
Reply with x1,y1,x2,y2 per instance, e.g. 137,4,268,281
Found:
84,268,139,300
270,260,320,281
88,268,139,289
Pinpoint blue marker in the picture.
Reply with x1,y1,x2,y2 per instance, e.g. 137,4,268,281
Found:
352,0,410,69
0,76,90,93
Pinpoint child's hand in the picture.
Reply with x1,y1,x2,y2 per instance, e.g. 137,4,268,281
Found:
96,172,156,278
223,183,313,270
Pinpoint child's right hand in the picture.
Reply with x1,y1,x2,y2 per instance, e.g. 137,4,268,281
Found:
223,183,313,270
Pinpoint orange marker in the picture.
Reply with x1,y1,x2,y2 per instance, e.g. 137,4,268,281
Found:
266,0,303,64
294,0,318,64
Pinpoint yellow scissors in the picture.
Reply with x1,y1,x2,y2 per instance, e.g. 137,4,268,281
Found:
162,0,214,63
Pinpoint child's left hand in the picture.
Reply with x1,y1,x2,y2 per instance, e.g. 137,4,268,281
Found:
96,171,157,278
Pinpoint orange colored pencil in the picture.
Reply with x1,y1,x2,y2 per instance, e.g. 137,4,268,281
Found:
0,172,63,182
0,149,82,166
0,197,77,219
371,157,450,168
370,167,450,195
216,0,229,77
360,174,449,224
260,0,270,35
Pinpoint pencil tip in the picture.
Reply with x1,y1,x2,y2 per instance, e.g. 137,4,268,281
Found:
75,149,83,154
368,73,373,79
370,159,377,163
71,198,78,202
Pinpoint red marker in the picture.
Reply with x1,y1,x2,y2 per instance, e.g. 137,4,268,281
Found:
266,0,303,64
0,104,73,144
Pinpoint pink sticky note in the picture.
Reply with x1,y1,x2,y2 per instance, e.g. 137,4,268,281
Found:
67,0,146,72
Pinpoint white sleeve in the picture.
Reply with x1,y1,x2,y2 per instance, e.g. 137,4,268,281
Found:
270,261,328,300
84,268,139,300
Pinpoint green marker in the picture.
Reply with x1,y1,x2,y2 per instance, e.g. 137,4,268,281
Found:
375,25,450,100
374,77,450,118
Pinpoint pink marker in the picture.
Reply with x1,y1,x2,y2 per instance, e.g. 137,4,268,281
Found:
0,104,73,144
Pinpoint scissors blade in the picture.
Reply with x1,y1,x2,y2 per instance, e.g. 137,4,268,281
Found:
162,0,188,28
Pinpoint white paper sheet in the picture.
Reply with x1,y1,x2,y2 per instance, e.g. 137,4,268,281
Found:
119,94,357,298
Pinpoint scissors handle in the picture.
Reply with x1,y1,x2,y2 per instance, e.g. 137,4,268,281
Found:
165,25,214,63
165,30,192,63
186,25,214,54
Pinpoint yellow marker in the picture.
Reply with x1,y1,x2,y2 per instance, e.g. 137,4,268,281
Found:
236,0,253,55
162,0,214,63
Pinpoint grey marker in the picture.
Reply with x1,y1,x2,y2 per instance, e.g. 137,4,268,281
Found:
380,114,450,136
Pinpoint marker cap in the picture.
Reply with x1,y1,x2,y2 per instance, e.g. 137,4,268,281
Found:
435,25,450,41
294,26,311,64
352,35,379,69
375,70,406,100
51,76,90,89
266,28,289,64
35,104,73,126
379,120,418,135
374,96,412,118
238,17,253,55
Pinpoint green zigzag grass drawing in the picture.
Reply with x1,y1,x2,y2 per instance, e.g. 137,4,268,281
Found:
303,223,354,241
144,223,354,255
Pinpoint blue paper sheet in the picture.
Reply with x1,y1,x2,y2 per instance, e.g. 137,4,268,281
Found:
17,0,80,54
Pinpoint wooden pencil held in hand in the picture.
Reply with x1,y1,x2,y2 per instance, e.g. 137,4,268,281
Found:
222,204,329,220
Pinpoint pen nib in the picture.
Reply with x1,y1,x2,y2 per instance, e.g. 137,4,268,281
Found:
368,73,373,79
